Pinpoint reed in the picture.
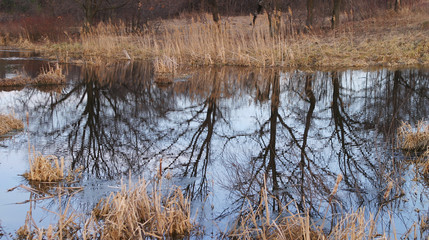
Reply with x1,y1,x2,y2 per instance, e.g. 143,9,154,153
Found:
16,190,81,240
0,113,24,136
397,121,429,153
228,176,387,240
87,177,193,239
34,63,66,85
23,148,65,182
0,75,31,88
12,7,429,68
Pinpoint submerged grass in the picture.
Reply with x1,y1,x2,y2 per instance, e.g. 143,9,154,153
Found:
0,113,24,136
11,5,429,69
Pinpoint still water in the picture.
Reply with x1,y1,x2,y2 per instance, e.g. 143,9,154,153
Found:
0,48,428,238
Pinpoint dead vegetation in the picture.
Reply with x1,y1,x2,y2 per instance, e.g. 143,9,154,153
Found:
153,55,178,85
34,63,66,85
398,121,429,153
0,75,31,88
87,177,193,239
13,176,194,239
0,113,24,136
0,63,65,89
228,176,388,240
10,4,429,69
15,191,82,240
23,148,66,182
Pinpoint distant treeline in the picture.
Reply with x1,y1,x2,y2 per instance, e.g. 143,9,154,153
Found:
0,0,419,22
0,0,420,42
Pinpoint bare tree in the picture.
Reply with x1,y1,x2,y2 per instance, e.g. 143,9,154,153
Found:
251,0,281,35
207,0,220,23
331,0,341,29
75,0,129,27
306,0,314,29
394,0,400,12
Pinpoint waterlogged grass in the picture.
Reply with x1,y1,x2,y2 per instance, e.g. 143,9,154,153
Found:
89,178,193,239
0,63,65,88
15,177,194,239
11,7,429,69
9,171,426,239
23,149,66,182
0,113,24,136
34,63,66,85
398,121,429,153
229,176,391,240
0,76,31,88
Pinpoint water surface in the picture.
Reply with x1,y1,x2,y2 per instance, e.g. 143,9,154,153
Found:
0,50,428,238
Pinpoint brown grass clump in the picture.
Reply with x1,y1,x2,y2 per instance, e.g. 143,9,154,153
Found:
88,177,193,239
229,176,386,239
23,149,65,182
16,191,81,240
34,63,66,85
0,113,24,136
397,121,429,153
153,55,178,85
0,75,31,88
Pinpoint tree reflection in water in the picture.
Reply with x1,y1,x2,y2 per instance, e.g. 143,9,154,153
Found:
8,63,428,236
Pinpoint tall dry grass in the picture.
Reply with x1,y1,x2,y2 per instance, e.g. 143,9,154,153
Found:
14,6,429,69
0,113,24,135
86,177,193,239
228,175,391,240
34,63,66,85
0,64,65,88
397,121,429,153
0,75,31,88
23,148,65,182
16,191,81,240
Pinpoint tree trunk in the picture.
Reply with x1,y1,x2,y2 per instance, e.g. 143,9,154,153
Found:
207,0,220,23
394,0,400,12
306,0,314,29
331,0,341,29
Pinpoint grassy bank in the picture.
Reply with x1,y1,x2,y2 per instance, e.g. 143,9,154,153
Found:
11,5,429,69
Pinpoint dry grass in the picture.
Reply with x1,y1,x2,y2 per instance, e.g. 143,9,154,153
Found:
0,113,24,136
153,55,178,85
397,121,429,153
15,191,81,240
11,5,429,69
0,75,31,88
86,177,193,239
228,175,390,240
0,64,65,88
34,63,66,85
229,200,384,240
23,148,65,182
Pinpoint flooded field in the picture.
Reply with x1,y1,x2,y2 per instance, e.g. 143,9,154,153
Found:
0,48,428,238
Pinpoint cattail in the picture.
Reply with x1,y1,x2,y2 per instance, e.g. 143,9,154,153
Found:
158,158,163,178
331,174,343,196
329,174,343,204
384,181,394,199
